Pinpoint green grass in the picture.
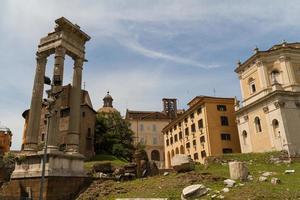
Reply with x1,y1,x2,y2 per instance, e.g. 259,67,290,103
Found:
99,152,300,200
84,154,128,170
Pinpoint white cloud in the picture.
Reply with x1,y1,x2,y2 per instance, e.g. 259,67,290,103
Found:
119,39,220,69
2,0,300,150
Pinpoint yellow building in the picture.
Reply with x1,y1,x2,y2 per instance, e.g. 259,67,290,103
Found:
126,99,179,168
235,42,300,156
0,125,12,154
162,96,240,168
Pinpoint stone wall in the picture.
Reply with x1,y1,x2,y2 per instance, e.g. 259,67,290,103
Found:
0,176,91,200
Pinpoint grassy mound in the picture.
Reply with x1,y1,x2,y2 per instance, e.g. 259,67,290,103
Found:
84,154,128,170
79,152,300,199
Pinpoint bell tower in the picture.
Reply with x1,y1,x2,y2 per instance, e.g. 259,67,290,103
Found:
162,98,178,119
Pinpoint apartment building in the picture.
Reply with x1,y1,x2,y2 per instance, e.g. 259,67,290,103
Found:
162,96,241,168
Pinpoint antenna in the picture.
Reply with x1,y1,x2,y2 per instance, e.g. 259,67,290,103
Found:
213,88,216,96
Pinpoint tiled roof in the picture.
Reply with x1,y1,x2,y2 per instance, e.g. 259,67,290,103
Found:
126,110,170,120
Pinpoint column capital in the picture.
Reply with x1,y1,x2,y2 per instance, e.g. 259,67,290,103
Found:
255,59,264,67
36,51,49,59
74,57,84,69
55,46,66,57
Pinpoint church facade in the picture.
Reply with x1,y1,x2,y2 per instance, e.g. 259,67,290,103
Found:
235,42,300,156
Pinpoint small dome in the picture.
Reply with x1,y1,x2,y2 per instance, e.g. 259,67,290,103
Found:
103,91,113,100
97,91,118,113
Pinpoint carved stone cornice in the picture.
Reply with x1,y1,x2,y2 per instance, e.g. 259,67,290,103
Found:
279,55,291,62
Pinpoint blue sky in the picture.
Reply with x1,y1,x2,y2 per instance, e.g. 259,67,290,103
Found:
1,0,300,150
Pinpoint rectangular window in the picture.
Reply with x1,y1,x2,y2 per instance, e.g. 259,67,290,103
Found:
201,150,206,158
186,142,190,149
217,105,227,111
200,136,205,143
198,119,203,129
166,139,169,146
60,108,70,118
179,131,183,139
223,148,233,154
221,133,231,141
140,124,144,131
220,116,229,126
192,139,196,146
250,82,256,93
185,127,189,136
153,137,157,145
174,134,178,142
87,128,92,138
184,118,188,123
194,153,199,160
197,107,202,114
178,122,182,127
174,125,177,131
190,113,194,119
191,123,196,132
170,137,173,144
152,125,156,132
82,112,86,117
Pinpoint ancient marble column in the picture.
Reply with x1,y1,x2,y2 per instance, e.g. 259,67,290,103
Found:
24,53,48,151
66,57,83,153
47,47,66,151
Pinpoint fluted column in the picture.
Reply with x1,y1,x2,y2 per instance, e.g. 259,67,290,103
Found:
66,57,84,153
24,53,48,151
47,47,66,151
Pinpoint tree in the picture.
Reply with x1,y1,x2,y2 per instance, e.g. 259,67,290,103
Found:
94,111,135,160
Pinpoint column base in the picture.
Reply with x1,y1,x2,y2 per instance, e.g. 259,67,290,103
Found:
11,152,86,179
0,176,92,200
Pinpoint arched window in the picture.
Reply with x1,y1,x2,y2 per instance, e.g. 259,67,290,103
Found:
248,78,256,94
272,119,280,138
171,149,175,158
242,130,247,145
272,119,279,128
151,150,160,161
271,69,280,84
175,147,179,154
167,151,171,168
254,117,262,132
180,145,184,154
